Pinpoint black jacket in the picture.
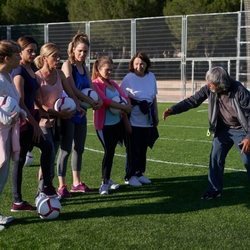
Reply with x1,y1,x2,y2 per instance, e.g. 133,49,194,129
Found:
170,80,250,138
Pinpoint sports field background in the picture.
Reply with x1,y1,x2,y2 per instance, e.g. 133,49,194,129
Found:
0,103,250,249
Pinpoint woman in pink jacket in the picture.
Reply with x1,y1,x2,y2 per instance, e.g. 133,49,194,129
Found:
92,56,131,195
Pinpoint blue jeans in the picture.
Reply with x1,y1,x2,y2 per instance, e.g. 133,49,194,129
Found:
207,127,250,193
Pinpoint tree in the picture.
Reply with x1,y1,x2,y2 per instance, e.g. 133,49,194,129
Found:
67,0,165,22
163,0,241,57
163,0,241,16
1,0,68,24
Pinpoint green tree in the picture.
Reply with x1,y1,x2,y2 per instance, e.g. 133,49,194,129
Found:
163,0,241,15
163,0,241,57
1,0,68,24
67,0,165,22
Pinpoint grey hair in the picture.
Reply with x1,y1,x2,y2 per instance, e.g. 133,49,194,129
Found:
205,66,231,91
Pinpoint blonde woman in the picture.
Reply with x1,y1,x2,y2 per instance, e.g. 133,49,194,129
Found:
34,42,81,199
58,33,101,198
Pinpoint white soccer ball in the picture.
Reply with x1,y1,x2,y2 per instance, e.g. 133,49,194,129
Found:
110,95,128,114
80,88,99,109
37,196,61,220
54,96,76,112
24,151,33,166
35,193,47,208
0,95,20,115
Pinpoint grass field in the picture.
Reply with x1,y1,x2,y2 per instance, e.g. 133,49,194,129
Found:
1,102,250,249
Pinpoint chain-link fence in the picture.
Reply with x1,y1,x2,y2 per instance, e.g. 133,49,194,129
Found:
0,11,249,102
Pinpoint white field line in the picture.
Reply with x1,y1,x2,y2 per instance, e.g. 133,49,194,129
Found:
85,147,246,173
87,122,208,129
197,109,208,112
87,132,211,144
158,124,207,129
86,120,244,173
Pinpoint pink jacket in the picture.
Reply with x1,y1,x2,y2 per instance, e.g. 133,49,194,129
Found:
92,78,127,130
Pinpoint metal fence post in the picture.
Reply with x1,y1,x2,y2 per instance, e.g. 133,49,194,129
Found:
44,23,48,43
131,19,136,58
181,16,187,99
7,25,11,40
86,21,91,69
236,11,241,81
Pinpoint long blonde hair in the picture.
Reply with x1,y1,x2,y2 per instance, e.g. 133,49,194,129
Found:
68,33,89,64
34,42,59,69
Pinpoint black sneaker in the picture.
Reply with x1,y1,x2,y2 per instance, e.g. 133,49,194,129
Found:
201,191,221,200
42,186,57,197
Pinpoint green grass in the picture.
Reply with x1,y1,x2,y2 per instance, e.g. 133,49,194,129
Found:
1,103,250,249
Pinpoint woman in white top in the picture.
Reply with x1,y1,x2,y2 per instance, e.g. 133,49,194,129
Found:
0,40,25,230
121,52,159,187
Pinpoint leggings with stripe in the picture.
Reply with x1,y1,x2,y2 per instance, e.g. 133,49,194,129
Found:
57,118,87,177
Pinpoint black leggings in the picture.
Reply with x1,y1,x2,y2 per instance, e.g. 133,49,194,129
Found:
125,126,149,179
12,128,53,203
96,122,124,184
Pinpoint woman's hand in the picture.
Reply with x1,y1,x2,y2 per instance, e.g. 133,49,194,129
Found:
92,99,103,110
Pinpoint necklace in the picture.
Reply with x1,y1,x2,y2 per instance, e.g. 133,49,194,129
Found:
39,69,57,85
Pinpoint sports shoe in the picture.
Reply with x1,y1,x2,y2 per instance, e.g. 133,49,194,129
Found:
124,176,142,187
137,175,151,184
0,214,14,224
99,183,109,195
57,185,71,199
70,182,92,193
0,225,5,231
201,191,222,200
108,179,120,190
11,201,36,212
24,151,33,166
42,185,57,197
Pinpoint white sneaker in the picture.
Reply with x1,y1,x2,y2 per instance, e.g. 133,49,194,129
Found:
0,225,5,231
99,184,109,195
24,151,33,166
0,214,14,225
125,176,142,187
108,179,120,190
137,175,151,184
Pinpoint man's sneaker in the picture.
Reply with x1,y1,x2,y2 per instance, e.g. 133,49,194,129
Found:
137,175,151,184
42,185,57,197
99,184,109,195
11,201,36,212
70,182,92,193
57,185,71,199
124,176,142,187
108,179,120,190
0,225,5,231
201,191,222,200
0,214,14,224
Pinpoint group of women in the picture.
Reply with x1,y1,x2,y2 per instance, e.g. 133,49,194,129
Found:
0,33,159,230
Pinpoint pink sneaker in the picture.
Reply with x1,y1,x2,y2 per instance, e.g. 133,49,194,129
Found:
57,185,71,199
70,182,91,193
